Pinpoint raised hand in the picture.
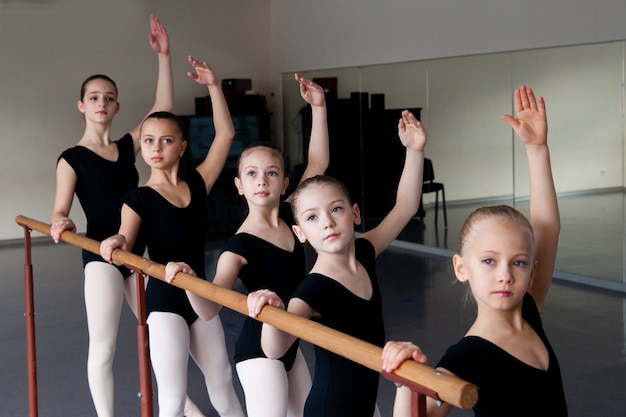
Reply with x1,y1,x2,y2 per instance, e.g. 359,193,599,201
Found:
502,85,547,147
397,110,427,152
186,55,218,87
148,14,169,56
295,73,326,107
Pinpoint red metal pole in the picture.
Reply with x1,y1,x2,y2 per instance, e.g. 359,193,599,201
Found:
411,390,427,417
135,269,153,417
383,370,440,417
22,226,38,417
14,215,478,412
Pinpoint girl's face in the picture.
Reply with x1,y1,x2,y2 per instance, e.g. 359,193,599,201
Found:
292,182,360,255
140,118,186,170
77,78,119,123
235,147,288,207
453,218,536,311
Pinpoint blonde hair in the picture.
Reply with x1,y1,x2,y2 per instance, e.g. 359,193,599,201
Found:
458,205,535,257
237,141,286,176
456,205,535,307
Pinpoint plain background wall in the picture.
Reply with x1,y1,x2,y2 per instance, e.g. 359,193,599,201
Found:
269,0,626,71
3,0,626,240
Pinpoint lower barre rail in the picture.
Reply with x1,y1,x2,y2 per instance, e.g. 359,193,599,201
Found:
15,214,478,415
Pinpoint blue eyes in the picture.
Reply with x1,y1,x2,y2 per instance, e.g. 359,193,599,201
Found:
482,259,527,267
245,171,279,177
304,207,343,222
144,138,173,145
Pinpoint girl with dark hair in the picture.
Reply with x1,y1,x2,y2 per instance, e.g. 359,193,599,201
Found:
49,14,180,417
100,57,245,417
165,74,329,417
247,109,427,417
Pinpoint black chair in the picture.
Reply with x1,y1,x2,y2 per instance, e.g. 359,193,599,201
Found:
421,158,448,227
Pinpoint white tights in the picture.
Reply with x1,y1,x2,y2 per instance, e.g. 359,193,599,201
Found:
235,350,381,417
84,262,206,417
147,312,245,417
235,349,312,417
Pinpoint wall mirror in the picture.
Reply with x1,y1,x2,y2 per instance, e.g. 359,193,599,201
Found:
281,41,625,290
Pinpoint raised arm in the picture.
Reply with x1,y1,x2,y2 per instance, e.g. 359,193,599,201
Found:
187,55,235,194
362,110,427,256
129,14,174,152
502,85,560,310
290,74,329,190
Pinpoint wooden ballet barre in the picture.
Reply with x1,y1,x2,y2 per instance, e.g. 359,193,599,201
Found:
15,214,478,411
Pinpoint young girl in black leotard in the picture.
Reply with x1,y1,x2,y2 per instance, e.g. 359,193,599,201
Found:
381,86,567,417
48,14,203,417
246,110,427,417
165,74,329,417
100,57,245,417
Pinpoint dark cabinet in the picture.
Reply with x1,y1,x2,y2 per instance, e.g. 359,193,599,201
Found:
180,102,271,237
300,92,421,224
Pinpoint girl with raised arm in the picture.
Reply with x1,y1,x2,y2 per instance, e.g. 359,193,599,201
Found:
247,110,427,417
100,57,245,417
381,86,567,417
48,15,184,417
165,74,329,417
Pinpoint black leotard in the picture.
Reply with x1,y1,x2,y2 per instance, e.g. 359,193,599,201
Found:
437,293,568,417
292,238,384,417
59,134,143,277
123,169,207,325
223,203,304,370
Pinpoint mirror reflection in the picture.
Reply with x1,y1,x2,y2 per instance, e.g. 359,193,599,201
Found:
282,41,625,288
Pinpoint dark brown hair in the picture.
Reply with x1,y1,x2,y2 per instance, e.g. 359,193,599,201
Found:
290,175,352,222
140,111,185,139
80,74,118,100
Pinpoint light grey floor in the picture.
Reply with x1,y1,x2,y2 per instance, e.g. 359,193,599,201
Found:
2,194,626,416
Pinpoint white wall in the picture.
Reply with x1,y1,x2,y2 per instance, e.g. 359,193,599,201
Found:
269,0,626,72
1,0,271,240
